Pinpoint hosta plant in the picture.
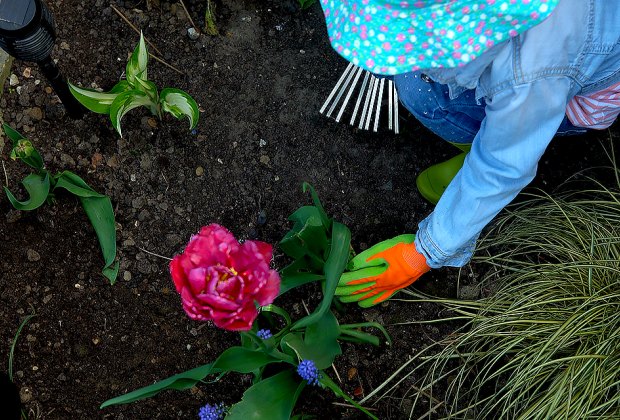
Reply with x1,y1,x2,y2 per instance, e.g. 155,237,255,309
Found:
68,33,199,137
100,183,390,419
2,124,119,284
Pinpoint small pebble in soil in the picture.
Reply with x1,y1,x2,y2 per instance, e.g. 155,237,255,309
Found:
27,249,41,262
20,387,32,403
257,210,267,225
187,28,200,40
6,210,22,223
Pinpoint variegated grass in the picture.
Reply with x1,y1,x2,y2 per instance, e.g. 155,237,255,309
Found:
365,145,620,419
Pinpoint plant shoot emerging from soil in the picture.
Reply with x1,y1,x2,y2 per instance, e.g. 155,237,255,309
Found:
2,124,119,283
68,33,199,137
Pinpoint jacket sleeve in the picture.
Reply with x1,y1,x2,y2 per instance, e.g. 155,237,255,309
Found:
415,77,573,268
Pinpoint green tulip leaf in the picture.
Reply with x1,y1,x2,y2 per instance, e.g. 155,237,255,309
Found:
4,172,50,211
160,88,200,130
100,347,283,408
2,122,25,144
126,32,149,86
279,206,328,263
292,221,351,330
302,182,330,230
53,171,118,284
53,171,105,198
260,304,292,327
109,90,154,137
278,258,325,296
282,311,342,369
68,82,121,114
226,370,305,420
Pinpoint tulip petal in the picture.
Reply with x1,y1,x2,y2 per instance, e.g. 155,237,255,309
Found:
214,304,257,331
200,292,239,311
255,271,281,305
187,267,208,295
169,255,187,293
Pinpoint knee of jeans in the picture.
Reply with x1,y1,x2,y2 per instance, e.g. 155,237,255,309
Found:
394,72,446,121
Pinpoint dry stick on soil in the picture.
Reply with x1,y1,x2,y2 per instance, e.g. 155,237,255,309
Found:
136,246,173,261
110,4,185,75
332,402,378,412
415,401,444,420
2,160,8,187
110,4,163,55
149,53,185,75
179,0,200,34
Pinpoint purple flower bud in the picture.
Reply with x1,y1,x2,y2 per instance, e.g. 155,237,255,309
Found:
256,329,272,340
297,359,320,386
198,402,226,420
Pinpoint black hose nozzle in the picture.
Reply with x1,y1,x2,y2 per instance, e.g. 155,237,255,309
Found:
0,0,85,119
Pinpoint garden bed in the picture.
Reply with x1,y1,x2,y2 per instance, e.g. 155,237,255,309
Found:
0,0,615,418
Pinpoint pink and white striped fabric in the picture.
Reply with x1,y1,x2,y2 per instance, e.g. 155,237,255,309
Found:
566,81,620,129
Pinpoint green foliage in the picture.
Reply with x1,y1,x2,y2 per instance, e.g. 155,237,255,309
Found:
100,347,288,407
2,124,119,284
100,183,388,419
297,0,316,10
227,371,305,418
8,310,36,382
69,33,199,137
204,0,219,36
367,166,620,419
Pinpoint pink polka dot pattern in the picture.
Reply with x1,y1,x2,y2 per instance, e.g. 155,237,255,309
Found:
320,0,559,75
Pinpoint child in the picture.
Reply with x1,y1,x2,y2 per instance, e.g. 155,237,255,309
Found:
323,0,620,306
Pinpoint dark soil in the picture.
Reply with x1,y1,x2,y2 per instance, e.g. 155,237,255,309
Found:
0,0,615,419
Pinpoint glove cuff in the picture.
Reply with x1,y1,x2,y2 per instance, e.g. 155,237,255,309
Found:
402,243,430,274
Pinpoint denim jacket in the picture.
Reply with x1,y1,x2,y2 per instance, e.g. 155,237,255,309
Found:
414,0,620,268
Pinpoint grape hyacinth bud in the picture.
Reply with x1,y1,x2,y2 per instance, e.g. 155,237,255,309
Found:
198,402,226,420
256,329,272,340
297,359,320,386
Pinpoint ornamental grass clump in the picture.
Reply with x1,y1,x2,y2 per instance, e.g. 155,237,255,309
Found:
366,165,620,419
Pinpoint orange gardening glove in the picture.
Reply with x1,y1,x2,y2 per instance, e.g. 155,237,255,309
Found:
336,234,430,307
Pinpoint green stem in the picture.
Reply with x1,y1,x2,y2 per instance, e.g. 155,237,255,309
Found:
340,322,392,345
260,304,292,326
339,330,379,346
9,310,36,381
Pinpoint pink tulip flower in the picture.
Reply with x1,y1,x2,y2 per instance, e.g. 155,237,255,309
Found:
170,224,280,331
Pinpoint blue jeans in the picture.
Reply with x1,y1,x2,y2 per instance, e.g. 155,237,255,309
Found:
394,71,588,145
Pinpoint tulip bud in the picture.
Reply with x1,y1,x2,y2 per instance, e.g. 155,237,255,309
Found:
10,139,44,171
